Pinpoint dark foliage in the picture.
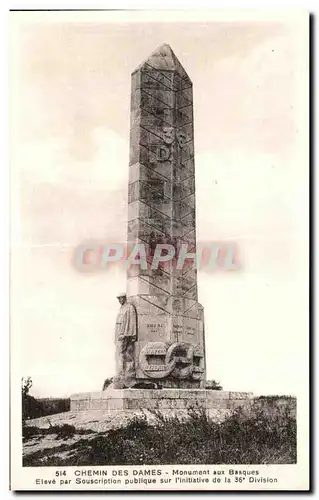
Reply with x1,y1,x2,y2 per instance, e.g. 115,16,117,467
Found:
23,423,95,442
205,380,223,390
23,401,296,467
257,395,294,400
102,378,113,390
22,396,70,420
22,394,44,421
22,376,70,420
38,398,70,416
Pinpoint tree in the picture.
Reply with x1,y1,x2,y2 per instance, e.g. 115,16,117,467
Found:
21,376,33,396
21,376,42,421
22,377,33,422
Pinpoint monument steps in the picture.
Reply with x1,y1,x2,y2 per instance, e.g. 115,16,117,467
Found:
70,389,254,412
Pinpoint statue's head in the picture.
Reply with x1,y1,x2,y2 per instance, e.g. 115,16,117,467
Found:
117,292,127,305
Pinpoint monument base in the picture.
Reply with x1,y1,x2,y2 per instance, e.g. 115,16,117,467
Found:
70,389,254,412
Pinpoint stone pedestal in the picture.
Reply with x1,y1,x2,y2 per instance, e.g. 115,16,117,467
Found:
71,389,254,412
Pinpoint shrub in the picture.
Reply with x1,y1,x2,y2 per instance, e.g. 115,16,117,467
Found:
21,377,70,420
205,380,223,390
23,423,95,442
257,395,294,400
102,378,113,390
38,398,70,416
23,401,296,466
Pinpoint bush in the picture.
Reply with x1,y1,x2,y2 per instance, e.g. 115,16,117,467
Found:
22,396,70,420
38,398,70,416
102,378,113,390
23,423,95,442
21,377,70,420
23,401,296,466
205,380,223,390
257,395,294,400
22,394,44,421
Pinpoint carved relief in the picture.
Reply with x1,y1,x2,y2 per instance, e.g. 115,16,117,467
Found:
162,126,175,145
139,341,204,380
166,342,194,379
139,342,174,379
156,145,171,162
156,126,189,162
192,345,205,380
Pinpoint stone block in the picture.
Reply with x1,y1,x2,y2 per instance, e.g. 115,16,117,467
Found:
141,65,176,91
157,399,172,409
206,391,231,400
125,399,142,410
228,399,253,410
70,388,254,412
229,392,254,400
215,400,232,409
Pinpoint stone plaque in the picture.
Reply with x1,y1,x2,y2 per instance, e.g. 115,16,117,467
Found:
137,314,168,342
137,340,205,382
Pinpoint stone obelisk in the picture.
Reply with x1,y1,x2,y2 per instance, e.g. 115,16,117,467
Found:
127,44,205,388
70,45,254,412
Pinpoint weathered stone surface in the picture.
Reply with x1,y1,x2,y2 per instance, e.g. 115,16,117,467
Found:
88,45,208,394
70,389,254,412
229,391,254,400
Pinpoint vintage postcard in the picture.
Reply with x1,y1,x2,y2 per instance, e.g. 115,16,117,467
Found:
10,9,309,491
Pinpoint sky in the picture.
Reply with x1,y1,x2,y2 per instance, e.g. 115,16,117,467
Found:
10,11,308,398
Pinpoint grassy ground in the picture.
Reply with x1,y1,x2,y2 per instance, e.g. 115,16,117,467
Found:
23,401,296,466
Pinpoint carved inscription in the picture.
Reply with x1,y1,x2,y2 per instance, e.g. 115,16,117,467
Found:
146,323,164,334
139,341,204,380
139,342,173,379
173,324,183,335
186,325,196,335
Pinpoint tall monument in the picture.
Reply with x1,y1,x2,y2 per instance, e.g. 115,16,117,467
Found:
71,45,253,412
126,44,205,388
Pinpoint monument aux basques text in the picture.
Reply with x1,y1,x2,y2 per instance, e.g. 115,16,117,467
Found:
71,44,253,411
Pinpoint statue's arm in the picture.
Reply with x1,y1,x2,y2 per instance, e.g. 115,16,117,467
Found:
129,304,137,341
122,304,137,341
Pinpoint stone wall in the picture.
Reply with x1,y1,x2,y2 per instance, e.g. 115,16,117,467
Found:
70,389,254,412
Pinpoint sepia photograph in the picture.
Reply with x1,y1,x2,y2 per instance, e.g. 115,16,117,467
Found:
10,9,309,491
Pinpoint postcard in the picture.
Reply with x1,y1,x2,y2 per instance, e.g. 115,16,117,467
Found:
10,9,309,491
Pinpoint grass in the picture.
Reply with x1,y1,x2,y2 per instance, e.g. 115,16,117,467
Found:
257,395,294,400
23,401,296,466
23,423,95,441
22,395,70,420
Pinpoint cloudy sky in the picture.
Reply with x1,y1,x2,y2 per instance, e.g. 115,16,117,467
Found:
10,11,308,398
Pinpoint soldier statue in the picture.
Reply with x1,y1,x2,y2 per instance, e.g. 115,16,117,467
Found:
113,293,137,389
